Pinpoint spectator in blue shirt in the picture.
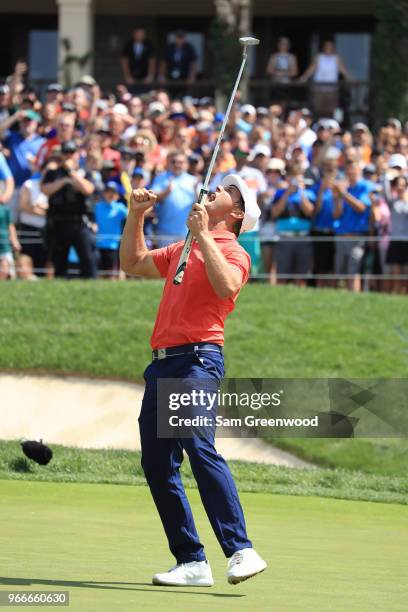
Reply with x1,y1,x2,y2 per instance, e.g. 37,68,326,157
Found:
0,109,45,222
0,149,14,206
272,161,315,286
310,156,339,287
94,181,128,279
151,153,197,247
333,159,371,291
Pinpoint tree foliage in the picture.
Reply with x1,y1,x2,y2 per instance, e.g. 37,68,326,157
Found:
373,0,408,124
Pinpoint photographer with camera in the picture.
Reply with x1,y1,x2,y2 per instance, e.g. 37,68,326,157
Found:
41,140,96,278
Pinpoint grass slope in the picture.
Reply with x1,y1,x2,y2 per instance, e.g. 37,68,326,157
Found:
1,281,407,379
0,442,407,505
1,281,407,476
1,480,407,612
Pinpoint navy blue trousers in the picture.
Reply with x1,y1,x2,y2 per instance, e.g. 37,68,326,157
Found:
138,348,252,563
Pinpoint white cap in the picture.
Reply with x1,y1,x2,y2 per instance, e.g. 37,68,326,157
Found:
149,101,165,115
267,158,286,172
112,103,128,115
250,143,271,159
240,104,256,116
221,174,261,233
316,118,340,132
389,153,407,170
352,122,369,132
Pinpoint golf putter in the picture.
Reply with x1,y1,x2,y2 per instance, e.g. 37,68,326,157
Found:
173,36,260,285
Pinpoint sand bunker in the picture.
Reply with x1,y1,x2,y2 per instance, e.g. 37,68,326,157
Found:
0,373,311,468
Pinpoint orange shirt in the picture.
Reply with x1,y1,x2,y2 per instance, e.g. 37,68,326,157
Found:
150,230,251,349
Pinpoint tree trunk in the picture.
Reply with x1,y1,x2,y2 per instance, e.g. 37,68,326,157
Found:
212,0,254,104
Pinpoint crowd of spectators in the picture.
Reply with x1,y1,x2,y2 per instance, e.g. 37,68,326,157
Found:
0,53,408,293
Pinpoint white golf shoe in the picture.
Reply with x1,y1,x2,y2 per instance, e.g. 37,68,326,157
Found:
152,560,214,587
227,548,267,584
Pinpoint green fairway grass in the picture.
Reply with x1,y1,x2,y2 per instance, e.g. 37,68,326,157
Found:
1,480,407,612
1,281,407,476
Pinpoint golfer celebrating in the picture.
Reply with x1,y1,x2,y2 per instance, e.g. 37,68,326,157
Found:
120,176,267,586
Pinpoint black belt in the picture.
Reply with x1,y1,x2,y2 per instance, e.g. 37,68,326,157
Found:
152,342,223,361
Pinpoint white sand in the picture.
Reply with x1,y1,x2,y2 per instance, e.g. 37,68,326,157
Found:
0,373,311,468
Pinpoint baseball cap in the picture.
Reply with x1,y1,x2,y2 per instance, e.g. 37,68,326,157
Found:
214,112,225,123
119,146,134,157
188,152,202,164
221,174,261,234
196,121,212,133
387,117,402,131
363,163,377,176
78,74,96,87
47,83,63,93
199,97,214,107
316,118,340,132
112,103,128,115
132,167,145,178
169,112,188,121
62,103,76,113
61,140,78,154
240,104,256,116
250,143,271,158
256,106,269,116
267,158,286,172
389,153,407,170
352,122,369,132
23,110,41,122
104,181,119,192
148,101,165,115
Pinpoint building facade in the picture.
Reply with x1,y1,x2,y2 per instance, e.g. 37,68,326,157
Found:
0,0,376,121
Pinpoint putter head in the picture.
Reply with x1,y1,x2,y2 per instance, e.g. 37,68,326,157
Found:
239,37,260,47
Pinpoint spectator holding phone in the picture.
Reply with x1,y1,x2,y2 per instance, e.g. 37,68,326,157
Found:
272,161,315,286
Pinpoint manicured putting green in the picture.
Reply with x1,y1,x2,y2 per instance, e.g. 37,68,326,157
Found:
1,480,407,611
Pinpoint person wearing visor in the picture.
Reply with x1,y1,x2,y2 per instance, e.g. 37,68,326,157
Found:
120,174,267,587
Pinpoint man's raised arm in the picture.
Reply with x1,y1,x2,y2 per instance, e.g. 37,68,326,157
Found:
119,188,161,278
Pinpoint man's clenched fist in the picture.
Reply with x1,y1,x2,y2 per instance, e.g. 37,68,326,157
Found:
130,188,158,215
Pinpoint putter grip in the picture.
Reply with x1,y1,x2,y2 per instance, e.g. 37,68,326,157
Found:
173,189,208,285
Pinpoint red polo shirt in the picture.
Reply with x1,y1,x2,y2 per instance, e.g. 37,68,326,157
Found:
150,230,251,349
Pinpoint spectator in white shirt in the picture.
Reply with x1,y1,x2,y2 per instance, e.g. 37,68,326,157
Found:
299,41,351,118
